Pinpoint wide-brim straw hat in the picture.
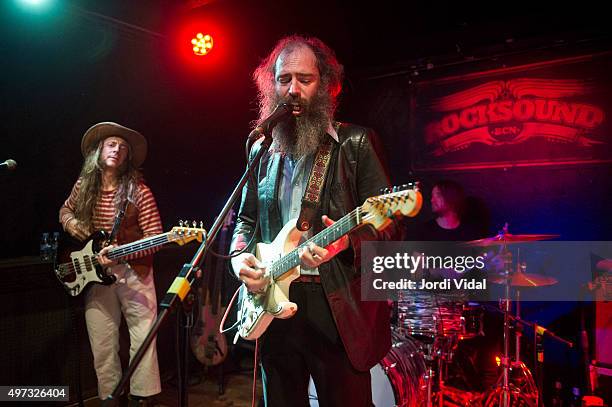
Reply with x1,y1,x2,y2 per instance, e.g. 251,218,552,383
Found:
81,122,147,168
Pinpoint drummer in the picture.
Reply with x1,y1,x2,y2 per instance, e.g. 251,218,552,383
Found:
401,179,489,280
414,179,486,242
405,179,499,392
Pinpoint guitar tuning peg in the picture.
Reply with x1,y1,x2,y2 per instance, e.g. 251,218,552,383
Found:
179,220,183,227
199,221,204,229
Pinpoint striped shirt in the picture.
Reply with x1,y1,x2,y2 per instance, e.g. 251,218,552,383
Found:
59,179,163,260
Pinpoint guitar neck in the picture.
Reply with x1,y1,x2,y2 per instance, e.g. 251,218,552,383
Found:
270,207,362,280
92,232,171,266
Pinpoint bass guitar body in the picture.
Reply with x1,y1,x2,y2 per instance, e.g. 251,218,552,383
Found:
55,231,116,297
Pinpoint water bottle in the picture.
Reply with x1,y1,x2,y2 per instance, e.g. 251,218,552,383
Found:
569,387,580,407
40,232,51,261
51,232,59,262
551,380,564,407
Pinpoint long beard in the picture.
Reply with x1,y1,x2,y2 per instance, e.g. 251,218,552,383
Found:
271,92,333,157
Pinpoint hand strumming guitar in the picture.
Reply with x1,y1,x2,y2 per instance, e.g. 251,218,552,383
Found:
65,218,89,241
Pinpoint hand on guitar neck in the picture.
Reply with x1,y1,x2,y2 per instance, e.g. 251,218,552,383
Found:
232,215,348,293
297,215,348,269
97,244,119,268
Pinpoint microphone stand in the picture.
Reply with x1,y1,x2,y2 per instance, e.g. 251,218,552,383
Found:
102,132,273,407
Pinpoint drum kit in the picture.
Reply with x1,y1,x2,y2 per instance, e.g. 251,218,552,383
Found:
379,225,570,407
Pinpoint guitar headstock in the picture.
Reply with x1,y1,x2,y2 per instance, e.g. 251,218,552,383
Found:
360,184,423,230
169,221,207,246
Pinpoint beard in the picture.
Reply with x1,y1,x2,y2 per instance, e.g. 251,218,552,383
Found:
270,90,333,157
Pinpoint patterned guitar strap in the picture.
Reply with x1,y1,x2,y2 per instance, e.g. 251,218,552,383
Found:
105,198,130,247
296,137,334,232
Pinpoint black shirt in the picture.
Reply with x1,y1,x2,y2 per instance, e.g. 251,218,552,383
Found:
416,218,484,242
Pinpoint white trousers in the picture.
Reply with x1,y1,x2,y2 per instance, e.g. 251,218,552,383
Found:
85,264,161,399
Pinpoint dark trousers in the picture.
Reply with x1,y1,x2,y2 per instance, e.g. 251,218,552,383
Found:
260,282,372,407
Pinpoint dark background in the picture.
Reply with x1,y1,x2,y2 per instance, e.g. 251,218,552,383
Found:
1,0,610,257
0,0,610,403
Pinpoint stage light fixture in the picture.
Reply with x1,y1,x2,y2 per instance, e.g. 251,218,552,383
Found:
191,32,213,56
17,0,51,9
15,0,55,14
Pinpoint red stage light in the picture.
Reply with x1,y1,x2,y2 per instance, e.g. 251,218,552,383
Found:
191,32,213,56
169,14,234,75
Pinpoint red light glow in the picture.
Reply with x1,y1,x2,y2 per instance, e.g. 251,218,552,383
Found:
191,32,214,56
171,16,228,72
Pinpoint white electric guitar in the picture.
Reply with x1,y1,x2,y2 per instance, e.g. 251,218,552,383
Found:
236,186,423,340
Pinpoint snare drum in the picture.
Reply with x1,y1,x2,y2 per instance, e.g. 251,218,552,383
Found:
309,330,426,406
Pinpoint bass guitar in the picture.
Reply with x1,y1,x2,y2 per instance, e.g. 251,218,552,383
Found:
236,186,422,340
55,225,206,297
191,210,234,366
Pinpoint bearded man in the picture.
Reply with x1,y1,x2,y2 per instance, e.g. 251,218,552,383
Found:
230,35,398,406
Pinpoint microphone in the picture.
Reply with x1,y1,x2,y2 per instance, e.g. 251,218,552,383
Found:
248,104,293,140
1,159,17,171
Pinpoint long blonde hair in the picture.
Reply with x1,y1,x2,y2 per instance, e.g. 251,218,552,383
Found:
74,140,142,230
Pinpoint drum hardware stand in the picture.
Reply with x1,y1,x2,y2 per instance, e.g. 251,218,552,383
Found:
421,340,447,407
423,330,469,407
578,282,605,407
486,227,539,407
421,342,436,407
464,225,572,407
500,234,512,407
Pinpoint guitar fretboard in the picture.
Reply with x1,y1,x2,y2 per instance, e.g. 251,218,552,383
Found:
270,207,362,280
90,233,171,267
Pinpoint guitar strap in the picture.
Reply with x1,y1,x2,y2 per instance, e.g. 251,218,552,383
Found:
106,198,130,246
296,137,333,231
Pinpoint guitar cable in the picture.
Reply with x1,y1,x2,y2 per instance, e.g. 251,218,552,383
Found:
207,134,262,262
251,337,260,407
214,128,268,407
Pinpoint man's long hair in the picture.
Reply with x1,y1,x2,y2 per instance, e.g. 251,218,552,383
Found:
74,141,142,231
433,179,466,218
253,36,344,151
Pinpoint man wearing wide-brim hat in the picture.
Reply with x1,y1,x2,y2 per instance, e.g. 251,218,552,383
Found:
81,121,148,169
59,122,163,406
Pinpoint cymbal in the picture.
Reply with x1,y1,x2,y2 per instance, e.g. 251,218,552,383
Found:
464,233,559,247
489,271,558,287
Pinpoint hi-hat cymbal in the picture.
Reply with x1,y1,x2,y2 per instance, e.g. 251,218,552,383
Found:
464,233,559,247
489,272,558,287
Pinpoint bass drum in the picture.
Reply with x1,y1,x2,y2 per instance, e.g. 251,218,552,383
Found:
309,329,426,406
